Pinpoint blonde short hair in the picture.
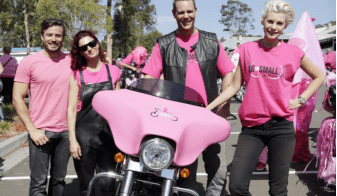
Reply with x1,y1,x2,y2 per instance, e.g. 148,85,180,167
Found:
261,0,295,26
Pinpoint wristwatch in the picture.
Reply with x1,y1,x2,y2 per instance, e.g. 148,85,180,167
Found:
298,96,306,105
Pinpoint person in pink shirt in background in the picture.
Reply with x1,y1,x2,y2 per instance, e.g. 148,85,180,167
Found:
207,1,325,195
0,46,18,104
119,46,147,72
119,46,147,88
142,1,235,195
13,18,72,196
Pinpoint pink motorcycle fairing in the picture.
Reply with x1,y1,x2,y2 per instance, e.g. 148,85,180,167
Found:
92,80,231,166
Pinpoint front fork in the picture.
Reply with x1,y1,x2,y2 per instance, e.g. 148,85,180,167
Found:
86,156,200,196
120,170,175,196
119,170,134,196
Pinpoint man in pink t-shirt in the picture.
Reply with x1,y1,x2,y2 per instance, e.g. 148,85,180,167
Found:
142,1,234,195
13,18,72,196
0,46,18,103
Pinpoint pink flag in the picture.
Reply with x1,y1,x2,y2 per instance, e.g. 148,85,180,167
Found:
288,11,326,85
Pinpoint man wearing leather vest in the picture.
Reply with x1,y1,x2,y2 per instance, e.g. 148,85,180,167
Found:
142,0,235,195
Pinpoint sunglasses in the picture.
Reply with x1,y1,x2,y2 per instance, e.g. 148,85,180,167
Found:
42,18,63,25
78,40,97,52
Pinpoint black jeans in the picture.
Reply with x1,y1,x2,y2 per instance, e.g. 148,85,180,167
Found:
28,130,70,196
229,117,295,196
177,143,227,196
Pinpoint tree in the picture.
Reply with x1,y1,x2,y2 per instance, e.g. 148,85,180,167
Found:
33,0,113,50
219,0,255,36
220,36,226,42
113,0,156,57
0,0,38,50
141,29,162,53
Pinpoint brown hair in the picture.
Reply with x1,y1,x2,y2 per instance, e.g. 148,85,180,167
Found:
41,18,65,36
2,46,11,54
70,30,105,70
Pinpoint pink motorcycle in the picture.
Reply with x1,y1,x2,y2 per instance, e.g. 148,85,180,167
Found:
88,78,231,196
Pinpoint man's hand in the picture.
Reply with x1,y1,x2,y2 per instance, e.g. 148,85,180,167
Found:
216,101,231,119
29,129,49,146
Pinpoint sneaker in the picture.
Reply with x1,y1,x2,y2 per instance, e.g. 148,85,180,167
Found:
255,162,266,171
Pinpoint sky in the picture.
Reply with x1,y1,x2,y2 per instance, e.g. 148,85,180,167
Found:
150,0,336,39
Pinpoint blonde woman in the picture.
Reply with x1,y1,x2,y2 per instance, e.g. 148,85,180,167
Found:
207,1,324,195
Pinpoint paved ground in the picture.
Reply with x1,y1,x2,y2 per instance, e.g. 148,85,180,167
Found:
0,86,335,196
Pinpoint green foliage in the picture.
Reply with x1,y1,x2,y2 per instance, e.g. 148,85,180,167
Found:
219,0,255,36
0,0,160,57
0,0,114,50
0,0,39,48
112,0,157,57
0,121,12,134
2,104,17,120
141,30,162,54
34,0,113,50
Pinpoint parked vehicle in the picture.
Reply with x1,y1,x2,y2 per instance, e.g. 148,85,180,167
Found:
89,78,231,196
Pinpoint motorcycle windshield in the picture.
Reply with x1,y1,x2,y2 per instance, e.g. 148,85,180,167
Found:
127,78,206,107
92,78,231,166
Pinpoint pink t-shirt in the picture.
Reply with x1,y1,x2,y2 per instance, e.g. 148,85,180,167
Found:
238,41,304,127
119,53,137,68
142,32,235,105
72,64,121,111
0,54,18,78
14,51,72,132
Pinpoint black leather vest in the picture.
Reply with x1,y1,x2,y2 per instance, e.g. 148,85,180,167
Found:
157,30,219,104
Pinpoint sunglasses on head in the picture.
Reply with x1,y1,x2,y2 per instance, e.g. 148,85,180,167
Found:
79,40,97,52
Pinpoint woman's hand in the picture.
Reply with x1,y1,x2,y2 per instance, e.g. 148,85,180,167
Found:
289,98,302,110
70,141,82,160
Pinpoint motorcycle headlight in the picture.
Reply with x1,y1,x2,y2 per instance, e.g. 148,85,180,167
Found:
139,138,174,171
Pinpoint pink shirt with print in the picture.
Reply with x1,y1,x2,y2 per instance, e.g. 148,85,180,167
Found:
72,64,121,111
238,41,305,127
14,51,72,132
142,32,235,105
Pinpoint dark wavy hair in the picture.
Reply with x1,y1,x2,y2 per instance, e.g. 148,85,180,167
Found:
70,30,105,70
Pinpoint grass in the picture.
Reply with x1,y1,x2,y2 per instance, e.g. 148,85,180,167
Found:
0,121,13,134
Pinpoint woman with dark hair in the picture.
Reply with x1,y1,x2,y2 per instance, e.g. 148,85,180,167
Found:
67,30,121,196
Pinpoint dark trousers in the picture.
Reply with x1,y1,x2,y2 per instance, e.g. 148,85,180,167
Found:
74,125,117,196
28,130,70,196
177,143,227,196
229,117,295,196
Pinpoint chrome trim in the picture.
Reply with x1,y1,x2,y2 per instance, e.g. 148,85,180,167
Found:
86,172,123,196
120,170,134,196
125,156,177,180
173,187,200,196
162,179,174,196
139,138,174,171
